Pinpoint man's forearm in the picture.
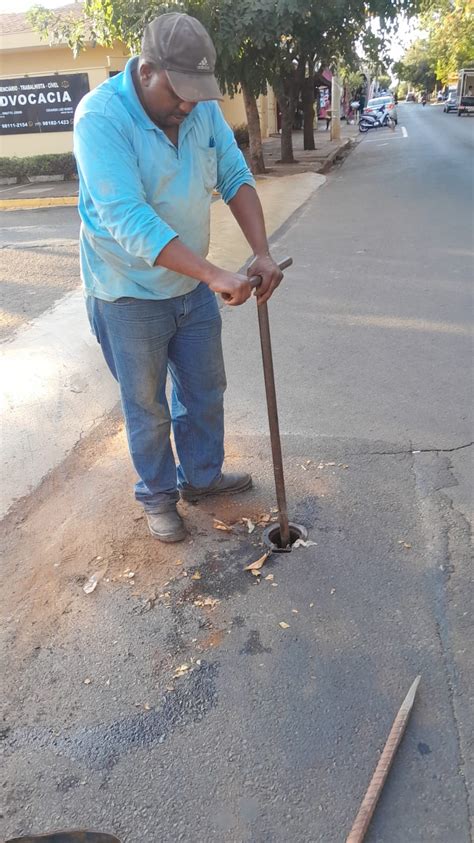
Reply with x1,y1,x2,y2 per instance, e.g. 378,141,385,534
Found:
154,236,252,307
228,184,269,257
154,237,218,284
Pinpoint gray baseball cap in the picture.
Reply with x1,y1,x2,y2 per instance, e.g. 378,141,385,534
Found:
141,13,223,102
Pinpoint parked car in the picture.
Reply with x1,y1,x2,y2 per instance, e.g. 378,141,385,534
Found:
444,91,458,112
364,95,398,124
406,92,416,102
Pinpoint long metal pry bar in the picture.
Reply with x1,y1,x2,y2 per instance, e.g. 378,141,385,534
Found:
249,257,293,548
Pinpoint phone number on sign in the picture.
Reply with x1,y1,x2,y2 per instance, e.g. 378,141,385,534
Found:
1,119,71,128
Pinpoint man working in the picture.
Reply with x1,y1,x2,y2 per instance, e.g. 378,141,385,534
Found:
74,13,283,542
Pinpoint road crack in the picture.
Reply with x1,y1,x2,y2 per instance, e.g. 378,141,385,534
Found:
365,442,473,457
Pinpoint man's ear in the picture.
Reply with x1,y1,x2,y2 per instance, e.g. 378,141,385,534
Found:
138,60,156,88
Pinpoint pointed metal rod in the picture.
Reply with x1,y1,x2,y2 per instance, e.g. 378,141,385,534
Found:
249,257,292,548
346,675,421,843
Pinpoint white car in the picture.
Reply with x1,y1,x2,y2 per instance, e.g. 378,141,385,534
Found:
364,95,398,124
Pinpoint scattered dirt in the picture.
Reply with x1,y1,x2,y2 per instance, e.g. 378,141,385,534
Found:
0,409,292,655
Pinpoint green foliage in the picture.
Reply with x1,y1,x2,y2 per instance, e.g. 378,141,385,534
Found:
397,80,409,97
394,39,437,91
0,153,77,179
377,74,392,90
422,0,474,84
28,0,424,95
0,157,26,179
395,0,474,89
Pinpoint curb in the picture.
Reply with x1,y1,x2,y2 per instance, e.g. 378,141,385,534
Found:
318,138,353,174
0,195,77,211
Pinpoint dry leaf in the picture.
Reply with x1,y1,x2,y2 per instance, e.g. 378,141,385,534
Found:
258,514,271,524
213,519,233,532
279,621,290,629
144,703,151,711
191,571,202,580
203,596,219,607
244,551,271,572
194,597,219,609
271,582,278,587
251,570,261,577
241,517,256,533
174,663,191,677
292,539,317,549
265,574,274,581
83,678,92,685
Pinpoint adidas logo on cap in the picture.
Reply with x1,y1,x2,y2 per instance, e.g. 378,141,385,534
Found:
197,56,210,70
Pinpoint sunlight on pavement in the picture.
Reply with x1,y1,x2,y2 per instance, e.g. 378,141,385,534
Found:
325,313,471,335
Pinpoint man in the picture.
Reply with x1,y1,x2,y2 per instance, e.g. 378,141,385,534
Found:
74,13,283,542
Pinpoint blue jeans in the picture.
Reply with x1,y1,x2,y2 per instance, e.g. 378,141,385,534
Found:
86,283,226,510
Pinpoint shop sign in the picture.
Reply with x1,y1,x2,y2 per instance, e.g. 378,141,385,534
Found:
0,73,89,135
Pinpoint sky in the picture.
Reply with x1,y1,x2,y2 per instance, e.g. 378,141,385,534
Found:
1,0,71,11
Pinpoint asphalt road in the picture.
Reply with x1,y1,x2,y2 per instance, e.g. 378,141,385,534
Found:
0,206,80,341
1,104,473,842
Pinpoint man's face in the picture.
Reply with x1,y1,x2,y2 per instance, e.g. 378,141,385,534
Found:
137,63,196,128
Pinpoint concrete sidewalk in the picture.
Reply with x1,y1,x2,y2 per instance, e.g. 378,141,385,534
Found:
259,121,359,177
0,124,357,210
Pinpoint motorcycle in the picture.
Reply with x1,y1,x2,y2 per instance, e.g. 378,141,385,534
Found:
358,104,395,133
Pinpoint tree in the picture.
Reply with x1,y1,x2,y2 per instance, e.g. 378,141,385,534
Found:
393,39,437,93
377,74,392,90
423,0,474,85
394,1,474,90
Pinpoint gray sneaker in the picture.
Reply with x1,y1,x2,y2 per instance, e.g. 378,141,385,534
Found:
145,507,186,542
180,472,252,503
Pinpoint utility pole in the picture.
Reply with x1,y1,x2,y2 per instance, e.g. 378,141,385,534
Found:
331,69,341,141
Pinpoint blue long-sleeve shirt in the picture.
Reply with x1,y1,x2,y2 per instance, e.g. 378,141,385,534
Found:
73,57,255,301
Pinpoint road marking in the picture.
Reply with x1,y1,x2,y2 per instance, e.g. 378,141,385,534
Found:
365,135,402,143
401,125,408,137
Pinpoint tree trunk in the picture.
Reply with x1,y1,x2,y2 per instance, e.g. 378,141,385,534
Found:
275,75,296,164
241,82,266,175
302,72,315,150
